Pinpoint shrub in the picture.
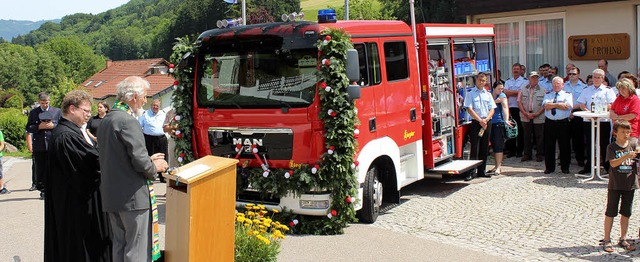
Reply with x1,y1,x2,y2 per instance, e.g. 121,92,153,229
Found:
0,108,27,150
4,95,23,109
235,204,288,262
0,89,26,108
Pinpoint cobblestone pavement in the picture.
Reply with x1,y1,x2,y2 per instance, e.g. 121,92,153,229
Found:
6,154,640,261
371,155,640,261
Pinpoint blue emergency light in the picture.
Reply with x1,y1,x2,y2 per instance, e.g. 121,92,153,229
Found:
318,9,337,23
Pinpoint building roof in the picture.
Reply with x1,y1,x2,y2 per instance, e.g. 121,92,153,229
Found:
456,0,624,16
79,58,176,100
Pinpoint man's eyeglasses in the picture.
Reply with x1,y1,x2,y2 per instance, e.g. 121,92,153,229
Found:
74,105,92,115
568,73,577,76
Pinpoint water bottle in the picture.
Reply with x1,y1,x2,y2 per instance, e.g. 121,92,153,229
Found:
598,95,606,113
478,127,485,137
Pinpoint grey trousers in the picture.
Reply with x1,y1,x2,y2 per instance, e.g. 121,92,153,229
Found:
108,209,151,262
522,121,544,158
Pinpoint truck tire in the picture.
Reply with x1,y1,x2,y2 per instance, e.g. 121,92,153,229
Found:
358,166,382,223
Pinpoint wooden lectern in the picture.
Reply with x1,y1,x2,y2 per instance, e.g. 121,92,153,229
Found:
164,155,238,261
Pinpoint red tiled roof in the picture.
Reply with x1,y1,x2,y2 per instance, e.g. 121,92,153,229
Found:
80,58,176,100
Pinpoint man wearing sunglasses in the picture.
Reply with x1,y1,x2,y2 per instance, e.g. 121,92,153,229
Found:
26,92,62,200
564,67,588,167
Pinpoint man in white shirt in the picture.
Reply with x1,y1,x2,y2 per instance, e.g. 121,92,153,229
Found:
576,69,617,174
563,67,588,167
503,63,528,158
139,99,168,182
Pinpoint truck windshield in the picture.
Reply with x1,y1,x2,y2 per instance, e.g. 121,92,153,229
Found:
197,48,318,109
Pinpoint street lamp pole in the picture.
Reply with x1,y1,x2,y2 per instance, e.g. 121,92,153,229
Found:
345,0,349,20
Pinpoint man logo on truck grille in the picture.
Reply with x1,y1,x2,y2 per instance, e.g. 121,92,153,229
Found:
233,138,264,152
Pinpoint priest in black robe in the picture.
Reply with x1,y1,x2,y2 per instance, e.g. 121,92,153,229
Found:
45,90,111,262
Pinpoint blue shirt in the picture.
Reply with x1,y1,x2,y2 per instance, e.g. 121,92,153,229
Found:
542,90,573,120
138,109,167,136
491,93,507,123
563,80,587,106
464,87,497,119
504,76,529,108
538,77,553,93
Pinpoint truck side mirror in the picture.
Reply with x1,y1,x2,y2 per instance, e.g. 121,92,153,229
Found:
346,49,361,100
177,52,194,70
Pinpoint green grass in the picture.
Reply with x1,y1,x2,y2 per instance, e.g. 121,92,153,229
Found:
6,151,31,158
301,0,343,21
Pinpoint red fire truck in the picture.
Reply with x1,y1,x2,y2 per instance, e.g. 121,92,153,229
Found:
188,16,497,222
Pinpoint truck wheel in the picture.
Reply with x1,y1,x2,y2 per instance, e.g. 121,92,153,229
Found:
358,166,383,223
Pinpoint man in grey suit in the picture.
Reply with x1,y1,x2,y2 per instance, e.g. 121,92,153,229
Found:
98,76,169,262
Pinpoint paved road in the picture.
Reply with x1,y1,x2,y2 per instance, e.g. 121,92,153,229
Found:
2,155,640,261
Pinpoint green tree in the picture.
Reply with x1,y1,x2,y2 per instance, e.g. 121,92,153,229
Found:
0,43,38,99
31,47,66,103
152,0,229,59
36,36,104,84
49,77,78,108
331,0,390,20
381,0,463,23
105,28,140,60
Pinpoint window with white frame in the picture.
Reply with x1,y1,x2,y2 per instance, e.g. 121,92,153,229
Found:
482,13,565,80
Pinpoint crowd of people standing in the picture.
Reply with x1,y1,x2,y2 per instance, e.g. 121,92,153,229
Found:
464,59,640,253
23,76,172,261
465,59,640,181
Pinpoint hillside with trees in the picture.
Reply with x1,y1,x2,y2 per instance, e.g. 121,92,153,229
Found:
0,19,59,42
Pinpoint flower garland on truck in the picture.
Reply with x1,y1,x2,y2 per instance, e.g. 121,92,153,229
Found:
169,28,359,235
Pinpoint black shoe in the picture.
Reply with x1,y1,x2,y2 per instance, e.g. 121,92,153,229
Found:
478,173,492,178
577,161,585,167
578,169,590,174
536,156,544,162
521,155,532,162
29,185,37,191
0,188,10,194
464,171,477,181
544,170,553,174
506,153,516,158
562,169,570,174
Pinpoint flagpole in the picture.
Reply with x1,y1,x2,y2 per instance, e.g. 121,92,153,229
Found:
242,0,246,25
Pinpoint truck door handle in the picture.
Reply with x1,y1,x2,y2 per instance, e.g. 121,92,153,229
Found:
410,108,417,122
369,118,376,132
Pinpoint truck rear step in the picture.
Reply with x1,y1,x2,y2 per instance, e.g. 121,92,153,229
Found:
424,160,482,178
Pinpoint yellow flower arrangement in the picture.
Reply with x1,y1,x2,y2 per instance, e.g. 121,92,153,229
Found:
235,204,288,262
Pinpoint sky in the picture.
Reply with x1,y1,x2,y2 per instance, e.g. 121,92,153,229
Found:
0,0,130,21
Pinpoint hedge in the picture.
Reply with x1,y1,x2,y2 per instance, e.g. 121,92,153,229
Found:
0,108,28,150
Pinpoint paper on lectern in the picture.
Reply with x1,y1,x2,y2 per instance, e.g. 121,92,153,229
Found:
175,164,212,181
